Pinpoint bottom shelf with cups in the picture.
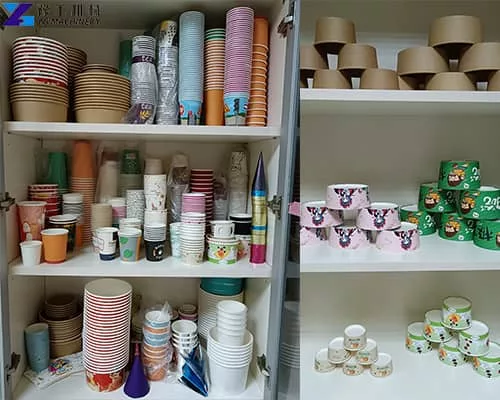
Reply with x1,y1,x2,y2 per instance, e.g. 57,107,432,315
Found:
301,332,500,400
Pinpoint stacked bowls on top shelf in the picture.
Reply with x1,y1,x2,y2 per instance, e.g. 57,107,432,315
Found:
73,70,131,123
223,7,254,126
10,36,69,122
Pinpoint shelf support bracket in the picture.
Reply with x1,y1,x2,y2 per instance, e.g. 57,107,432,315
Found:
267,195,282,220
5,352,20,381
257,354,271,380
0,192,15,212
277,0,295,37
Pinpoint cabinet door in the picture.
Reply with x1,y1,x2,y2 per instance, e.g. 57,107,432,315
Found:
0,88,13,399
264,0,300,398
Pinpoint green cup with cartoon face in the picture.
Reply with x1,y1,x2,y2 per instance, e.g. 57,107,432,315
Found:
400,205,436,236
474,219,500,251
418,183,455,212
438,160,480,190
459,186,500,220
439,213,475,241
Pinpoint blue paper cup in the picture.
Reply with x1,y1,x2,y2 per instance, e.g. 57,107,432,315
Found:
224,95,248,126
24,323,50,373
179,100,202,125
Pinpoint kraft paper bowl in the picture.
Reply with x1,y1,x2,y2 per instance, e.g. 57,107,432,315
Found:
487,71,500,91
429,15,483,59
398,76,419,90
459,42,500,81
11,100,67,122
397,47,449,76
75,108,126,123
312,69,351,89
41,228,69,263
314,17,356,56
300,45,328,71
426,72,476,90
360,69,399,89
338,44,378,77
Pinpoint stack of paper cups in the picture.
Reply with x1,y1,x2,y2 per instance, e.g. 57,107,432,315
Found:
179,11,205,125
156,20,179,125
204,29,225,125
224,7,254,126
247,17,269,127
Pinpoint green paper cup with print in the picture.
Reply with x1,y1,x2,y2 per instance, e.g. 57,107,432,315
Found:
439,338,466,367
118,228,142,262
438,160,480,190
406,322,433,354
439,213,475,241
442,296,472,330
400,205,436,236
423,310,453,343
458,320,490,357
431,212,443,229
474,219,500,251
121,149,141,174
473,341,500,378
418,182,455,212
459,186,500,220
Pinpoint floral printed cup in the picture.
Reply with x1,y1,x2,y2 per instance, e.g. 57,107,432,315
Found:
344,324,367,351
423,310,453,343
406,322,433,354
442,296,472,330
370,353,393,377
458,320,490,356
472,341,500,378
439,338,466,367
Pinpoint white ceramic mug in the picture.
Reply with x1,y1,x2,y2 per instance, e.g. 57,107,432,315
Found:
210,221,235,239
344,324,367,350
328,337,350,363
356,338,378,365
370,353,393,377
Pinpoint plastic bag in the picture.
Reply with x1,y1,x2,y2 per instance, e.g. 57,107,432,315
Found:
167,154,190,223
214,172,228,220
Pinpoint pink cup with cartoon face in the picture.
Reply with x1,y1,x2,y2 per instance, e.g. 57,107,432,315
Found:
326,184,370,210
300,201,343,228
300,226,328,246
357,202,401,231
376,222,420,252
329,225,370,250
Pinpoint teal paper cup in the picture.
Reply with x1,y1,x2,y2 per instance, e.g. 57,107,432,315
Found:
24,323,50,373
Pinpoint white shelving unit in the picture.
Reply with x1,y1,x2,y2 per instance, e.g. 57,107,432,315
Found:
5,122,280,143
0,1,296,399
300,1,500,399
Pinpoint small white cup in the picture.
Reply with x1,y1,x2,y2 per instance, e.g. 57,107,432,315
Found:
344,324,367,350
370,353,393,377
342,358,364,376
328,337,350,363
20,240,42,267
356,338,378,365
211,220,235,239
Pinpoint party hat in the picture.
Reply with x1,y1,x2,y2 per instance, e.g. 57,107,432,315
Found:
124,343,150,398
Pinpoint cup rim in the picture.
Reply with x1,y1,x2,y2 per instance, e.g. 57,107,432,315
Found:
20,240,42,248
41,228,69,236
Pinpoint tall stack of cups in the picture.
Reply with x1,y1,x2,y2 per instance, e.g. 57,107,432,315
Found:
130,36,158,124
108,197,126,228
120,149,142,196
179,11,205,125
156,20,179,125
143,173,167,261
126,190,145,225
180,212,205,265
169,222,181,258
224,7,254,126
247,17,269,127
62,193,83,216
204,29,225,125
142,309,172,381
228,151,248,214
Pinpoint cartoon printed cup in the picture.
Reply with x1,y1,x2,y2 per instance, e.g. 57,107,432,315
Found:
376,222,420,252
17,201,47,241
300,200,343,228
438,160,481,190
357,202,400,231
326,184,370,210
329,225,370,250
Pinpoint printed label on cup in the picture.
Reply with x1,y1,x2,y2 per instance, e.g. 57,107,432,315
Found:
439,160,481,190
474,219,500,251
459,187,500,220
439,213,475,241
179,100,201,125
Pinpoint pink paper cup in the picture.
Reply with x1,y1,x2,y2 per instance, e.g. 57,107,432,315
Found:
357,202,401,231
17,201,47,241
376,222,420,252
300,201,343,228
329,226,370,250
326,184,370,210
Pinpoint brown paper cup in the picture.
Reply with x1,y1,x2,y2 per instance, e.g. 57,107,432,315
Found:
247,116,266,124
253,59,268,69
398,76,419,90
459,42,500,81
314,17,356,56
300,45,328,71
429,15,482,59
312,69,351,89
338,44,378,77
397,47,449,76
204,90,224,126
253,52,268,62
251,74,267,84
360,69,398,89
254,17,269,46
425,72,476,90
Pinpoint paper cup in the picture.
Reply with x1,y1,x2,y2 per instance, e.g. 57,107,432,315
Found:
118,228,141,262
20,240,42,267
41,229,68,263
439,213,475,241
474,219,500,251
400,205,436,236
95,227,118,261
458,186,500,220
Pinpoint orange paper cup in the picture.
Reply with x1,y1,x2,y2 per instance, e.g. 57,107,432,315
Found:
41,228,68,263
204,90,224,126
254,17,269,46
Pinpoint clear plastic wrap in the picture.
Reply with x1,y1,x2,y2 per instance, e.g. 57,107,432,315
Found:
228,150,249,214
214,172,228,220
167,154,190,223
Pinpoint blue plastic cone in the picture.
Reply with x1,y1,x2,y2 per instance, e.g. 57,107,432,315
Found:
124,343,150,398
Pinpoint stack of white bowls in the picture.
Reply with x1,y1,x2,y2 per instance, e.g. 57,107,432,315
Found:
216,300,247,346
171,320,199,373
207,327,253,396
279,301,300,397
180,212,205,265
198,287,244,342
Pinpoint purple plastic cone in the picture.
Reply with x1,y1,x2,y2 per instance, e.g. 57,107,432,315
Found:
124,344,150,398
